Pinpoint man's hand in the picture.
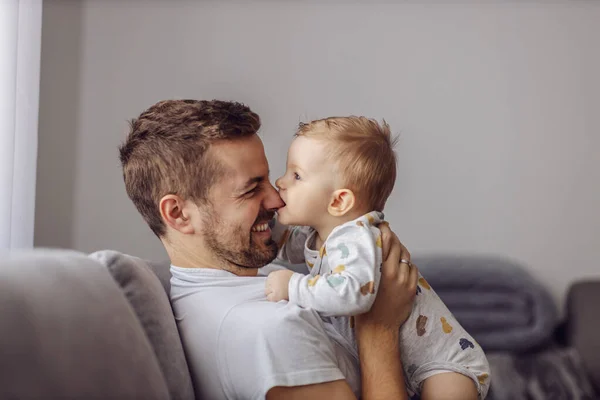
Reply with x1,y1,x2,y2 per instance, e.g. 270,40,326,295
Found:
265,270,295,302
355,223,418,332
354,223,418,400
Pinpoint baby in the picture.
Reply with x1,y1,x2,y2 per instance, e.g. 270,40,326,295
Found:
265,116,490,399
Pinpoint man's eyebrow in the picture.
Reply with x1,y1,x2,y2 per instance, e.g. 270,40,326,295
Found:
241,176,263,190
239,171,270,191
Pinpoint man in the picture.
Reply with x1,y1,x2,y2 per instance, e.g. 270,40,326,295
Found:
119,99,480,399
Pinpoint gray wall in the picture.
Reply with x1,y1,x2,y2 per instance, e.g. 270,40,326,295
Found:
36,0,600,312
35,0,82,250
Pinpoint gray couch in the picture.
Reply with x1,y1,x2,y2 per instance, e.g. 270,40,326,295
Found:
0,249,598,399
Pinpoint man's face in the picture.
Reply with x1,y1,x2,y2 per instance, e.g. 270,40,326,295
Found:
199,135,284,269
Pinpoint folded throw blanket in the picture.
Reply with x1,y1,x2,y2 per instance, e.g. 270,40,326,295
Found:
486,348,596,400
412,255,558,352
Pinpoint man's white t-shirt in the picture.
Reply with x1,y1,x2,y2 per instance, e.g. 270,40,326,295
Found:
170,265,361,400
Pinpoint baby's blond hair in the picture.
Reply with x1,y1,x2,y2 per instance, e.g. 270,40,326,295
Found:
296,116,397,212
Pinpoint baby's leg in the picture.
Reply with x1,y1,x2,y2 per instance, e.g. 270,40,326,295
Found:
398,274,490,398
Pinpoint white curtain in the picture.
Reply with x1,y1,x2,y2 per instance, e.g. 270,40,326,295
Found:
0,0,42,249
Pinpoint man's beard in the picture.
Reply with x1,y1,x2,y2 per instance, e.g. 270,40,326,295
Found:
202,209,278,269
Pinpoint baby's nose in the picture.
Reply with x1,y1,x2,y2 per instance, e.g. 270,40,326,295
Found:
275,176,284,190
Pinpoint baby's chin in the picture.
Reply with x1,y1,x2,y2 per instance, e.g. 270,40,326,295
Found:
276,206,303,226
276,207,290,225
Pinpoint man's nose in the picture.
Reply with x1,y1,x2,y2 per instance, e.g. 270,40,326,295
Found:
264,182,285,210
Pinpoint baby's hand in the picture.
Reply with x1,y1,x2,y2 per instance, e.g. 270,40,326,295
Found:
265,270,294,302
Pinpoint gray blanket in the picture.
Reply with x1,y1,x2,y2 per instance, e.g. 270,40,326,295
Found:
413,255,559,352
486,348,597,400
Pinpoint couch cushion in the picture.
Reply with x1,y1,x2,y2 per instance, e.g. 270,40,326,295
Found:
0,249,170,399
90,250,194,400
147,258,172,295
566,280,600,393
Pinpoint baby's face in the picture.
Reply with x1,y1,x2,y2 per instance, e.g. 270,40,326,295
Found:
275,136,338,227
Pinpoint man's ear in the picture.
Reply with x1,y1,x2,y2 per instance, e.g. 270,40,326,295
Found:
159,194,195,235
327,189,356,217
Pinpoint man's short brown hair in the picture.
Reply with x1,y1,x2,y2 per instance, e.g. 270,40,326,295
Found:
119,99,260,237
296,116,397,212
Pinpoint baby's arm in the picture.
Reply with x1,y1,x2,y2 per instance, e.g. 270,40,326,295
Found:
288,223,382,317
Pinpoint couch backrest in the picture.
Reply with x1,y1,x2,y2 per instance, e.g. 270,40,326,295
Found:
0,250,171,399
89,250,195,400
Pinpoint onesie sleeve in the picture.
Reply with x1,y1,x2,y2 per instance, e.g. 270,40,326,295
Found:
288,222,382,317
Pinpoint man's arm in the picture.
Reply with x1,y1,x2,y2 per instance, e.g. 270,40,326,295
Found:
267,380,356,400
355,223,418,400
421,372,479,400
357,325,407,400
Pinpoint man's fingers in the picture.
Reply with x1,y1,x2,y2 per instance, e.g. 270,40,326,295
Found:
378,222,392,261
397,260,410,283
381,235,401,278
409,264,419,289
383,231,401,264
399,244,411,265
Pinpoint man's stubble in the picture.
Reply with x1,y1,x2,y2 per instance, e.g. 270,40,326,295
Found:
202,208,278,269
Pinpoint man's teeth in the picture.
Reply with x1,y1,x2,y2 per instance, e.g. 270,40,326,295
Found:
251,223,269,232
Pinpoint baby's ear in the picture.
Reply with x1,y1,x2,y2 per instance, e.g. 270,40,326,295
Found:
327,189,355,217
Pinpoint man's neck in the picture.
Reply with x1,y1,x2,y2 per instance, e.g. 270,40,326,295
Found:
164,239,258,277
